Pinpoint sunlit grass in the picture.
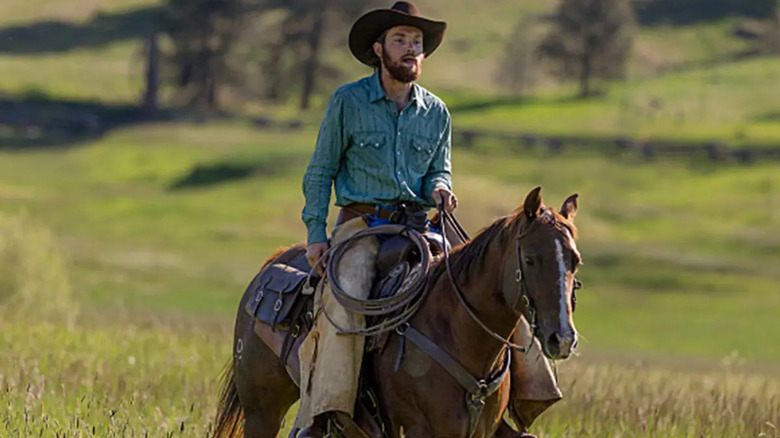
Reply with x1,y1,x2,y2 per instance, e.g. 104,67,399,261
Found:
1,317,776,438
0,318,227,438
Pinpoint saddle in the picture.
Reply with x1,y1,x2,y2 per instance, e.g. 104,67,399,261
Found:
245,205,450,333
244,233,431,333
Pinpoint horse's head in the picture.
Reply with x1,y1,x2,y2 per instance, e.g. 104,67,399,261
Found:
507,186,581,360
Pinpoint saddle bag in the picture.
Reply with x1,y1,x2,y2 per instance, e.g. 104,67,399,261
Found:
246,262,311,330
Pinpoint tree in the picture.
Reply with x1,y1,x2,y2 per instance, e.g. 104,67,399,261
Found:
241,0,382,109
141,32,160,115
162,0,248,110
760,10,780,54
538,0,635,98
498,15,539,98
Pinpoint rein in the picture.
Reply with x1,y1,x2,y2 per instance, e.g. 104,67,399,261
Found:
391,206,527,437
439,206,532,353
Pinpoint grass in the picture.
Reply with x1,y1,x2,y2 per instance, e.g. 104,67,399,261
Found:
1,122,779,362
0,317,227,438
2,316,777,438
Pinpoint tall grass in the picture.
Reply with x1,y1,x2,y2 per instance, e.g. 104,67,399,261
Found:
2,316,777,437
535,359,780,437
0,318,228,438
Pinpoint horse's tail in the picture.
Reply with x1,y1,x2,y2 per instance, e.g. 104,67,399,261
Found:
211,360,243,438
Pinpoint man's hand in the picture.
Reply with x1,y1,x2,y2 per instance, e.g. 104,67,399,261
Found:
432,186,458,213
306,241,329,274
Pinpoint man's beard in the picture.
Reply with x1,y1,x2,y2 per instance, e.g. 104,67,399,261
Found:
382,51,421,83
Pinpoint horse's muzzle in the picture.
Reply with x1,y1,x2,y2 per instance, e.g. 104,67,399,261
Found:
543,330,577,360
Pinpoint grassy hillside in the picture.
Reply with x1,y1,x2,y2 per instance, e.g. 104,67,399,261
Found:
1,122,778,363
1,0,778,147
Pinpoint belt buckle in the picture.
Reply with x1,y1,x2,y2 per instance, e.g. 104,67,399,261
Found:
388,209,401,223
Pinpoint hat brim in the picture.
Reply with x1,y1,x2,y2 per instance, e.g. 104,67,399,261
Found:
349,9,446,66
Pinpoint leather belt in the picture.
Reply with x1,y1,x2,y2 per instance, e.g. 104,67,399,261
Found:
337,203,394,225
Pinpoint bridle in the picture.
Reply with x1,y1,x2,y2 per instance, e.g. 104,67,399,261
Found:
439,206,533,353
439,206,582,353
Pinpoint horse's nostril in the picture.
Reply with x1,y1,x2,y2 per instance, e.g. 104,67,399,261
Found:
546,332,560,357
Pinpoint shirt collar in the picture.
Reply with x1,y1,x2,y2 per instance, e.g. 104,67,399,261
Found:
368,71,428,111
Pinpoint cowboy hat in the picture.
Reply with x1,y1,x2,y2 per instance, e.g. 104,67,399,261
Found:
349,1,447,66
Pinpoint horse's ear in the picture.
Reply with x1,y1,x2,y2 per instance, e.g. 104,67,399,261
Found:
523,186,543,220
560,193,579,221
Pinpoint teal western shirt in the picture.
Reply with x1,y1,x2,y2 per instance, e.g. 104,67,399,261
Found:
302,71,453,244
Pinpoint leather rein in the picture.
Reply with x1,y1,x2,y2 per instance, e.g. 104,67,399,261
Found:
392,206,534,438
439,206,535,353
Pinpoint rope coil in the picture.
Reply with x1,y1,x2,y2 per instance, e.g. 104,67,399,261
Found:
320,224,432,337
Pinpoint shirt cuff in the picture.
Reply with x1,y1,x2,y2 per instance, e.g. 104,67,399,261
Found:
306,224,328,245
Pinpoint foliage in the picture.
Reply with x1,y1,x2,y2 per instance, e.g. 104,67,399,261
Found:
0,213,78,327
162,0,249,109
235,0,382,108
538,0,636,98
760,11,780,54
497,16,539,98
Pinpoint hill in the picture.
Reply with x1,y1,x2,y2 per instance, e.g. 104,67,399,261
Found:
0,0,778,149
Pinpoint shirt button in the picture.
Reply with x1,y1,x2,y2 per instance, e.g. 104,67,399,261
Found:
397,132,401,136
397,151,401,156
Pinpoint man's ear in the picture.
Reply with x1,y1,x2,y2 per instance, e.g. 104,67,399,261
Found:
372,42,382,60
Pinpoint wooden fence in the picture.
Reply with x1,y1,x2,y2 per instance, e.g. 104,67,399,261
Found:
455,130,780,164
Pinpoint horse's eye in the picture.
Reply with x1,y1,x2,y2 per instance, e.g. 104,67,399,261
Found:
524,256,535,266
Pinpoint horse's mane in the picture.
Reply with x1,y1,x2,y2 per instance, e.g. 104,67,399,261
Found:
435,206,578,284
434,211,520,284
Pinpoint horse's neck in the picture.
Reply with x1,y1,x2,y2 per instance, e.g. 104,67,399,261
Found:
414,241,520,377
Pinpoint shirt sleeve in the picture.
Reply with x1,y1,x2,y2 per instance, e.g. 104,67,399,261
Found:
301,91,345,244
422,108,453,201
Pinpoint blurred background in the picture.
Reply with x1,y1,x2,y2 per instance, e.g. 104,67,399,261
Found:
1,0,778,436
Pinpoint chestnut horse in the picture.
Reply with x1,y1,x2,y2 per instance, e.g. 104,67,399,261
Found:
212,187,582,438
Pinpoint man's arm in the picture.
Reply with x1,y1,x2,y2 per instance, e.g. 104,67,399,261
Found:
302,91,345,245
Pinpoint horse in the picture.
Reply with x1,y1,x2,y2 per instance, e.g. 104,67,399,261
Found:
212,186,582,438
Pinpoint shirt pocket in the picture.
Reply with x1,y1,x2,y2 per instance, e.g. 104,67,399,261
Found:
354,132,387,149
409,136,438,174
350,131,389,171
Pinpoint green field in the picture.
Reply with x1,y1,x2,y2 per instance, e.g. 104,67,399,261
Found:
2,0,780,436
2,122,779,437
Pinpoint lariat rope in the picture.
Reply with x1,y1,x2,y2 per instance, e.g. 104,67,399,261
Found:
319,224,431,337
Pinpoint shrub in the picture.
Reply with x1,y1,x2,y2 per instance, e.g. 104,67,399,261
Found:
0,213,77,326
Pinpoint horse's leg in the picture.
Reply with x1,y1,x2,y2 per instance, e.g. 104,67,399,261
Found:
234,300,299,437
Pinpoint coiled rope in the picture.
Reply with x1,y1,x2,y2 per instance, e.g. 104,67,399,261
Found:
320,224,432,337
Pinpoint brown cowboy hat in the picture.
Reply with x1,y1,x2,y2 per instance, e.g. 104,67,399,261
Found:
349,1,447,67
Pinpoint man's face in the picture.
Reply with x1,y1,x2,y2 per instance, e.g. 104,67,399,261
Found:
375,25,425,83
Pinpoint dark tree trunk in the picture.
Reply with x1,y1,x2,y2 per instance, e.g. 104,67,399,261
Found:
579,54,592,98
142,32,160,115
265,17,294,102
300,2,327,110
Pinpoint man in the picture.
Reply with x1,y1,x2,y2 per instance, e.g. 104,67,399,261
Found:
295,3,559,437
296,3,454,437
